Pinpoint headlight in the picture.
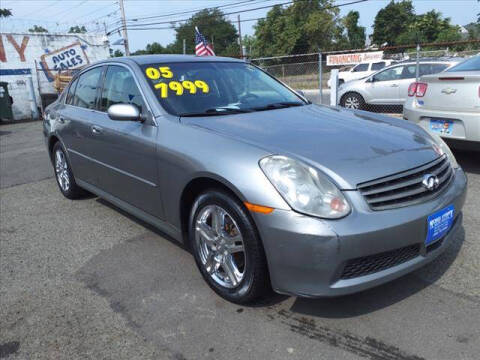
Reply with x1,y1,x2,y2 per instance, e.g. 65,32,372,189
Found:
430,133,459,169
259,155,350,219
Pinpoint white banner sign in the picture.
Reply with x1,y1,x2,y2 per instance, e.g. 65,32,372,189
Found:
326,51,384,66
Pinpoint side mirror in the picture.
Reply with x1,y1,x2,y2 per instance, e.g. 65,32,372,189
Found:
367,77,375,83
107,104,143,122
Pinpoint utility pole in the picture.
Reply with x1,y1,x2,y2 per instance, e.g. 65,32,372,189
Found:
119,0,130,56
237,14,243,58
183,39,186,55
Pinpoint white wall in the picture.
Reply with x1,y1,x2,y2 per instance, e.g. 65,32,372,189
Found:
0,33,110,120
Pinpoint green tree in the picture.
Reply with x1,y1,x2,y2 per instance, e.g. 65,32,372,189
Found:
169,9,238,56
343,11,365,49
28,25,48,33
0,8,12,17
372,0,415,46
132,42,170,55
112,49,124,57
254,0,346,57
68,25,87,33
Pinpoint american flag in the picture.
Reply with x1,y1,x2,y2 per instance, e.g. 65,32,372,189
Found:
195,27,215,56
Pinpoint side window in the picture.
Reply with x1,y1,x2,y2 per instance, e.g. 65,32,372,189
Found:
352,63,369,72
73,67,103,109
373,66,404,82
420,63,448,76
401,65,417,79
100,65,146,113
371,62,386,71
65,78,78,105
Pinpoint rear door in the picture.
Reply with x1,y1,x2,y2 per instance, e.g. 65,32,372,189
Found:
398,63,449,103
57,66,105,187
91,64,161,218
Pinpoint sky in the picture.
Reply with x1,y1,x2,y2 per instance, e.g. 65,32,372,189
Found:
1,0,478,52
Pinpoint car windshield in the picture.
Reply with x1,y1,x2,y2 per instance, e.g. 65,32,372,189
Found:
447,56,480,72
141,61,306,116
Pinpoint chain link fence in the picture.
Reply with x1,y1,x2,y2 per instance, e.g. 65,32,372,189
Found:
251,43,480,117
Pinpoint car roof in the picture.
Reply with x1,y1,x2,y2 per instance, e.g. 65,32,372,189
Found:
99,54,245,66
392,57,463,65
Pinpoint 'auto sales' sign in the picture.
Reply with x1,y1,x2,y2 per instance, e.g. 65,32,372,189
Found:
40,42,89,80
327,51,384,66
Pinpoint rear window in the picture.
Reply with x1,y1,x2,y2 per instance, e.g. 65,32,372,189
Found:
371,62,386,71
447,56,480,72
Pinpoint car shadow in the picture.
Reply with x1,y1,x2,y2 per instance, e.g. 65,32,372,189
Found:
289,225,465,319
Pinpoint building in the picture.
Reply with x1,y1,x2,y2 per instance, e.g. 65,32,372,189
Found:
0,32,110,121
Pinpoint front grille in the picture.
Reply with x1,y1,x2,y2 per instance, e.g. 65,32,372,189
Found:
340,244,420,280
358,155,453,211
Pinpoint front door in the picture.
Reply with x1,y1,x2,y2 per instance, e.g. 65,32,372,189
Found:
367,65,404,104
91,65,162,218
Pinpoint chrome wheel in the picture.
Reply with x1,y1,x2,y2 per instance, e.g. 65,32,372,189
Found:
55,149,70,192
344,95,360,109
195,205,246,288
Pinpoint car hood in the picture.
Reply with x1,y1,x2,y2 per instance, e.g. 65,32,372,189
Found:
182,105,439,189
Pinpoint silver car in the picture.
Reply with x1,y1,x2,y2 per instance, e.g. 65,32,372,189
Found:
404,55,480,149
338,59,461,110
44,55,467,304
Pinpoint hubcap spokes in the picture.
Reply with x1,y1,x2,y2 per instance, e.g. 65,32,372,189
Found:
195,205,245,288
345,96,360,109
55,150,70,192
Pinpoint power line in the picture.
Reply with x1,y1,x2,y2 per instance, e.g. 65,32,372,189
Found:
108,0,368,34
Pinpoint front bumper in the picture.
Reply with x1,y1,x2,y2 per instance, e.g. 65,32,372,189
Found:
254,168,467,297
403,100,480,143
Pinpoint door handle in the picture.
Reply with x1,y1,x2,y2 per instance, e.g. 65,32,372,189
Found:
391,84,399,87
91,125,103,134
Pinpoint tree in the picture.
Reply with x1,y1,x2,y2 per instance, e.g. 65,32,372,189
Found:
169,9,238,56
343,11,365,49
68,25,87,33
253,0,347,57
0,8,12,17
132,42,170,55
112,49,124,57
28,25,48,33
372,0,415,46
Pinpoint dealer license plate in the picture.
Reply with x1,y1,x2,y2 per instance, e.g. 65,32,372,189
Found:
430,118,453,135
426,205,454,246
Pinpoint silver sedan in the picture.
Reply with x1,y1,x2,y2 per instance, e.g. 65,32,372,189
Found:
404,55,480,149
338,60,460,110
44,55,466,304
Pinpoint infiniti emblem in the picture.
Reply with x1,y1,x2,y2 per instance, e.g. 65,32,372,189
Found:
422,174,440,191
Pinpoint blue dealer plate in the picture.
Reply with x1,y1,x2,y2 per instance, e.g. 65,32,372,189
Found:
430,118,453,135
426,205,455,245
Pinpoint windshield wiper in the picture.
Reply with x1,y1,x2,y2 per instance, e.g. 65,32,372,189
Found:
250,102,305,112
179,107,253,117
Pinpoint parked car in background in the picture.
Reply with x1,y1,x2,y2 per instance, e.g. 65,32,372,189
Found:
328,60,394,87
338,58,462,110
44,55,466,304
403,55,480,149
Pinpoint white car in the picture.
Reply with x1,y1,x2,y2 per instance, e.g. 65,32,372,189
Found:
337,59,462,110
328,60,394,87
403,55,480,149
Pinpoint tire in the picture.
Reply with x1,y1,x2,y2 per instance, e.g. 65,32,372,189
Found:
189,189,270,304
341,92,365,110
52,142,87,199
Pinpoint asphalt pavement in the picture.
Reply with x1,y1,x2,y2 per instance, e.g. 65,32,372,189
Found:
1,121,479,360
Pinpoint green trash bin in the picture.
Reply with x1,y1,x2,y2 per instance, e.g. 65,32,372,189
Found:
0,82,14,121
